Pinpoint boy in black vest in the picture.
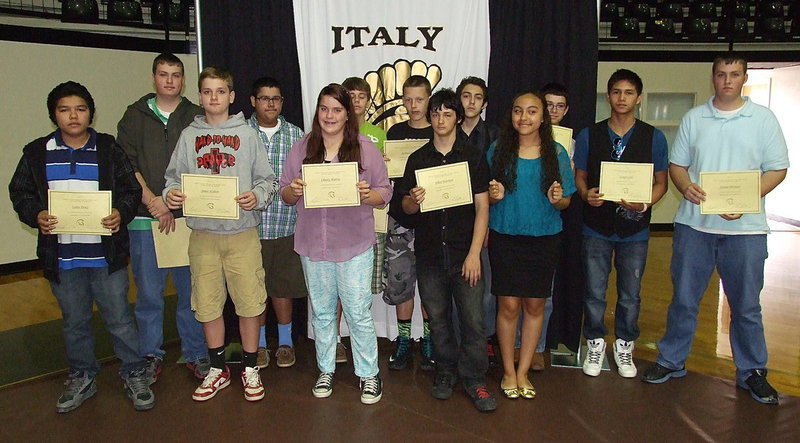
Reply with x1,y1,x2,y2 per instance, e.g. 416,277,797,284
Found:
573,69,668,379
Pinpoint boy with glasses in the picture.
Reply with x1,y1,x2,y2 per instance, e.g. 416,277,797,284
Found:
247,76,307,369
573,69,668,379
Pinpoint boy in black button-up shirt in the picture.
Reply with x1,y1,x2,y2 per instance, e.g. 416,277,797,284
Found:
397,89,495,412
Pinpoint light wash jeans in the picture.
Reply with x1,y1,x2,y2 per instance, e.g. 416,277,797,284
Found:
301,248,378,377
657,223,769,383
130,229,207,362
50,267,144,377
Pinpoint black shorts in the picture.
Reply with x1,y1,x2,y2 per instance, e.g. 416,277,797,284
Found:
487,230,561,298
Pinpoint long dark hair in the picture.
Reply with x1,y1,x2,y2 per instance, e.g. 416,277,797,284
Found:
491,91,561,195
304,83,362,170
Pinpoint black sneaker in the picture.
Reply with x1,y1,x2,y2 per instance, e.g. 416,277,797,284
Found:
388,336,413,370
465,383,497,412
641,362,687,384
359,375,382,405
431,372,457,400
419,336,435,372
737,369,779,405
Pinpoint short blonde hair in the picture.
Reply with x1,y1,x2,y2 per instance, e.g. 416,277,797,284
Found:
198,66,234,91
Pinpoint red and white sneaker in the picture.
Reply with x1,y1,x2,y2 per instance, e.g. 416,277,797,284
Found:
241,366,265,402
192,366,231,402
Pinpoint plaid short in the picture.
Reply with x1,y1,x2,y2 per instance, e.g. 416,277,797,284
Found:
371,232,387,294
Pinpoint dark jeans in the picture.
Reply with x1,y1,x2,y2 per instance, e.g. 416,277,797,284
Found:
417,263,488,386
50,267,144,377
582,235,649,342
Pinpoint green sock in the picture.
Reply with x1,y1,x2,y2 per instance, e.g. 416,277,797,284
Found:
398,319,412,339
423,320,430,339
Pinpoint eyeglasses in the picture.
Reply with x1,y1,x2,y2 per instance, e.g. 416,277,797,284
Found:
611,137,627,161
546,102,567,111
255,96,283,103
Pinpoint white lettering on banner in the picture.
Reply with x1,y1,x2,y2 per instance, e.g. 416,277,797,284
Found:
331,26,445,53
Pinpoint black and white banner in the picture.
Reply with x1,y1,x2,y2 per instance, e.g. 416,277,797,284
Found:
293,0,491,131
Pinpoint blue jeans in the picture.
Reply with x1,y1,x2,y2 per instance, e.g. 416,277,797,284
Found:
130,229,207,362
657,224,769,383
301,248,378,377
50,267,144,377
418,263,488,385
582,235,648,342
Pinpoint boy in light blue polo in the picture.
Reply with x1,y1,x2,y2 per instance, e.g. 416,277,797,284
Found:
643,54,789,406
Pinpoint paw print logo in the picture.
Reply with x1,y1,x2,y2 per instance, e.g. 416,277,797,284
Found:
363,59,442,133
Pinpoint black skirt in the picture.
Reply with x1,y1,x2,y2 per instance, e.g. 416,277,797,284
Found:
488,230,561,298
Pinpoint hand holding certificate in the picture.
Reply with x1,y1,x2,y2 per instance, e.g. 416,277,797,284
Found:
414,161,473,212
599,161,654,204
699,170,761,215
385,139,427,178
48,190,113,235
181,174,240,219
302,162,360,208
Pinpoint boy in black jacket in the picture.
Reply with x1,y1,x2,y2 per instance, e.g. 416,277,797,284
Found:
9,81,152,413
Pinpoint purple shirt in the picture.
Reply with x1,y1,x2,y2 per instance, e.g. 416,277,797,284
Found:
280,134,392,262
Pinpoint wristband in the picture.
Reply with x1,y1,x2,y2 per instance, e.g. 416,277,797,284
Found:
637,203,649,213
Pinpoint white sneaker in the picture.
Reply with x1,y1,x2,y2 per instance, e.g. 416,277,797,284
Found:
613,339,637,378
241,366,265,401
582,338,606,377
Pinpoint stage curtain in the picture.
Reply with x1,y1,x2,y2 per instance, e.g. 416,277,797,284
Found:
197,0,305,128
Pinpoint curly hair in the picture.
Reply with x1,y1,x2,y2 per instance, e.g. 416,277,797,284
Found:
304,83,362,171
491,91,561,195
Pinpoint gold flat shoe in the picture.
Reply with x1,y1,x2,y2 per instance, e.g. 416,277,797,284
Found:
502,387,520,399
519,386,536,399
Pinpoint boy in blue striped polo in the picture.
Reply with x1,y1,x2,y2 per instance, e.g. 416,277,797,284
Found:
9,81,153,413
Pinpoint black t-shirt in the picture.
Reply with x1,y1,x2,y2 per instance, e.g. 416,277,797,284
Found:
387,122,434,229
387,121,433,141
396,138,489,268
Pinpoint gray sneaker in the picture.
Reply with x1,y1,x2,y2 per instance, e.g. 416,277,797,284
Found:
124,369,155,411
56,372,97,413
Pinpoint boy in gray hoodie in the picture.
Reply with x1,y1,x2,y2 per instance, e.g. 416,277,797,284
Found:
163,66,276,402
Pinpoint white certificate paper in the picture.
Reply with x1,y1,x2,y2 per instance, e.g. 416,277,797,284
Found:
373,205,389,234
599,161,654,204
302,162,360,208
414,161,473,213
181,174,240,219
48,190,112,236
700,170,761,215
385,139,428,178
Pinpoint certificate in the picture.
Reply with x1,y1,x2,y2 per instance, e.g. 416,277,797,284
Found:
415,161,473,213
151,218,191,268
552,125,573,156
700,170,761,215
181,174,239,220
302,162,360,208
48,190,112,236
599,161,653,203
374,205,389,234
385,139,427,178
